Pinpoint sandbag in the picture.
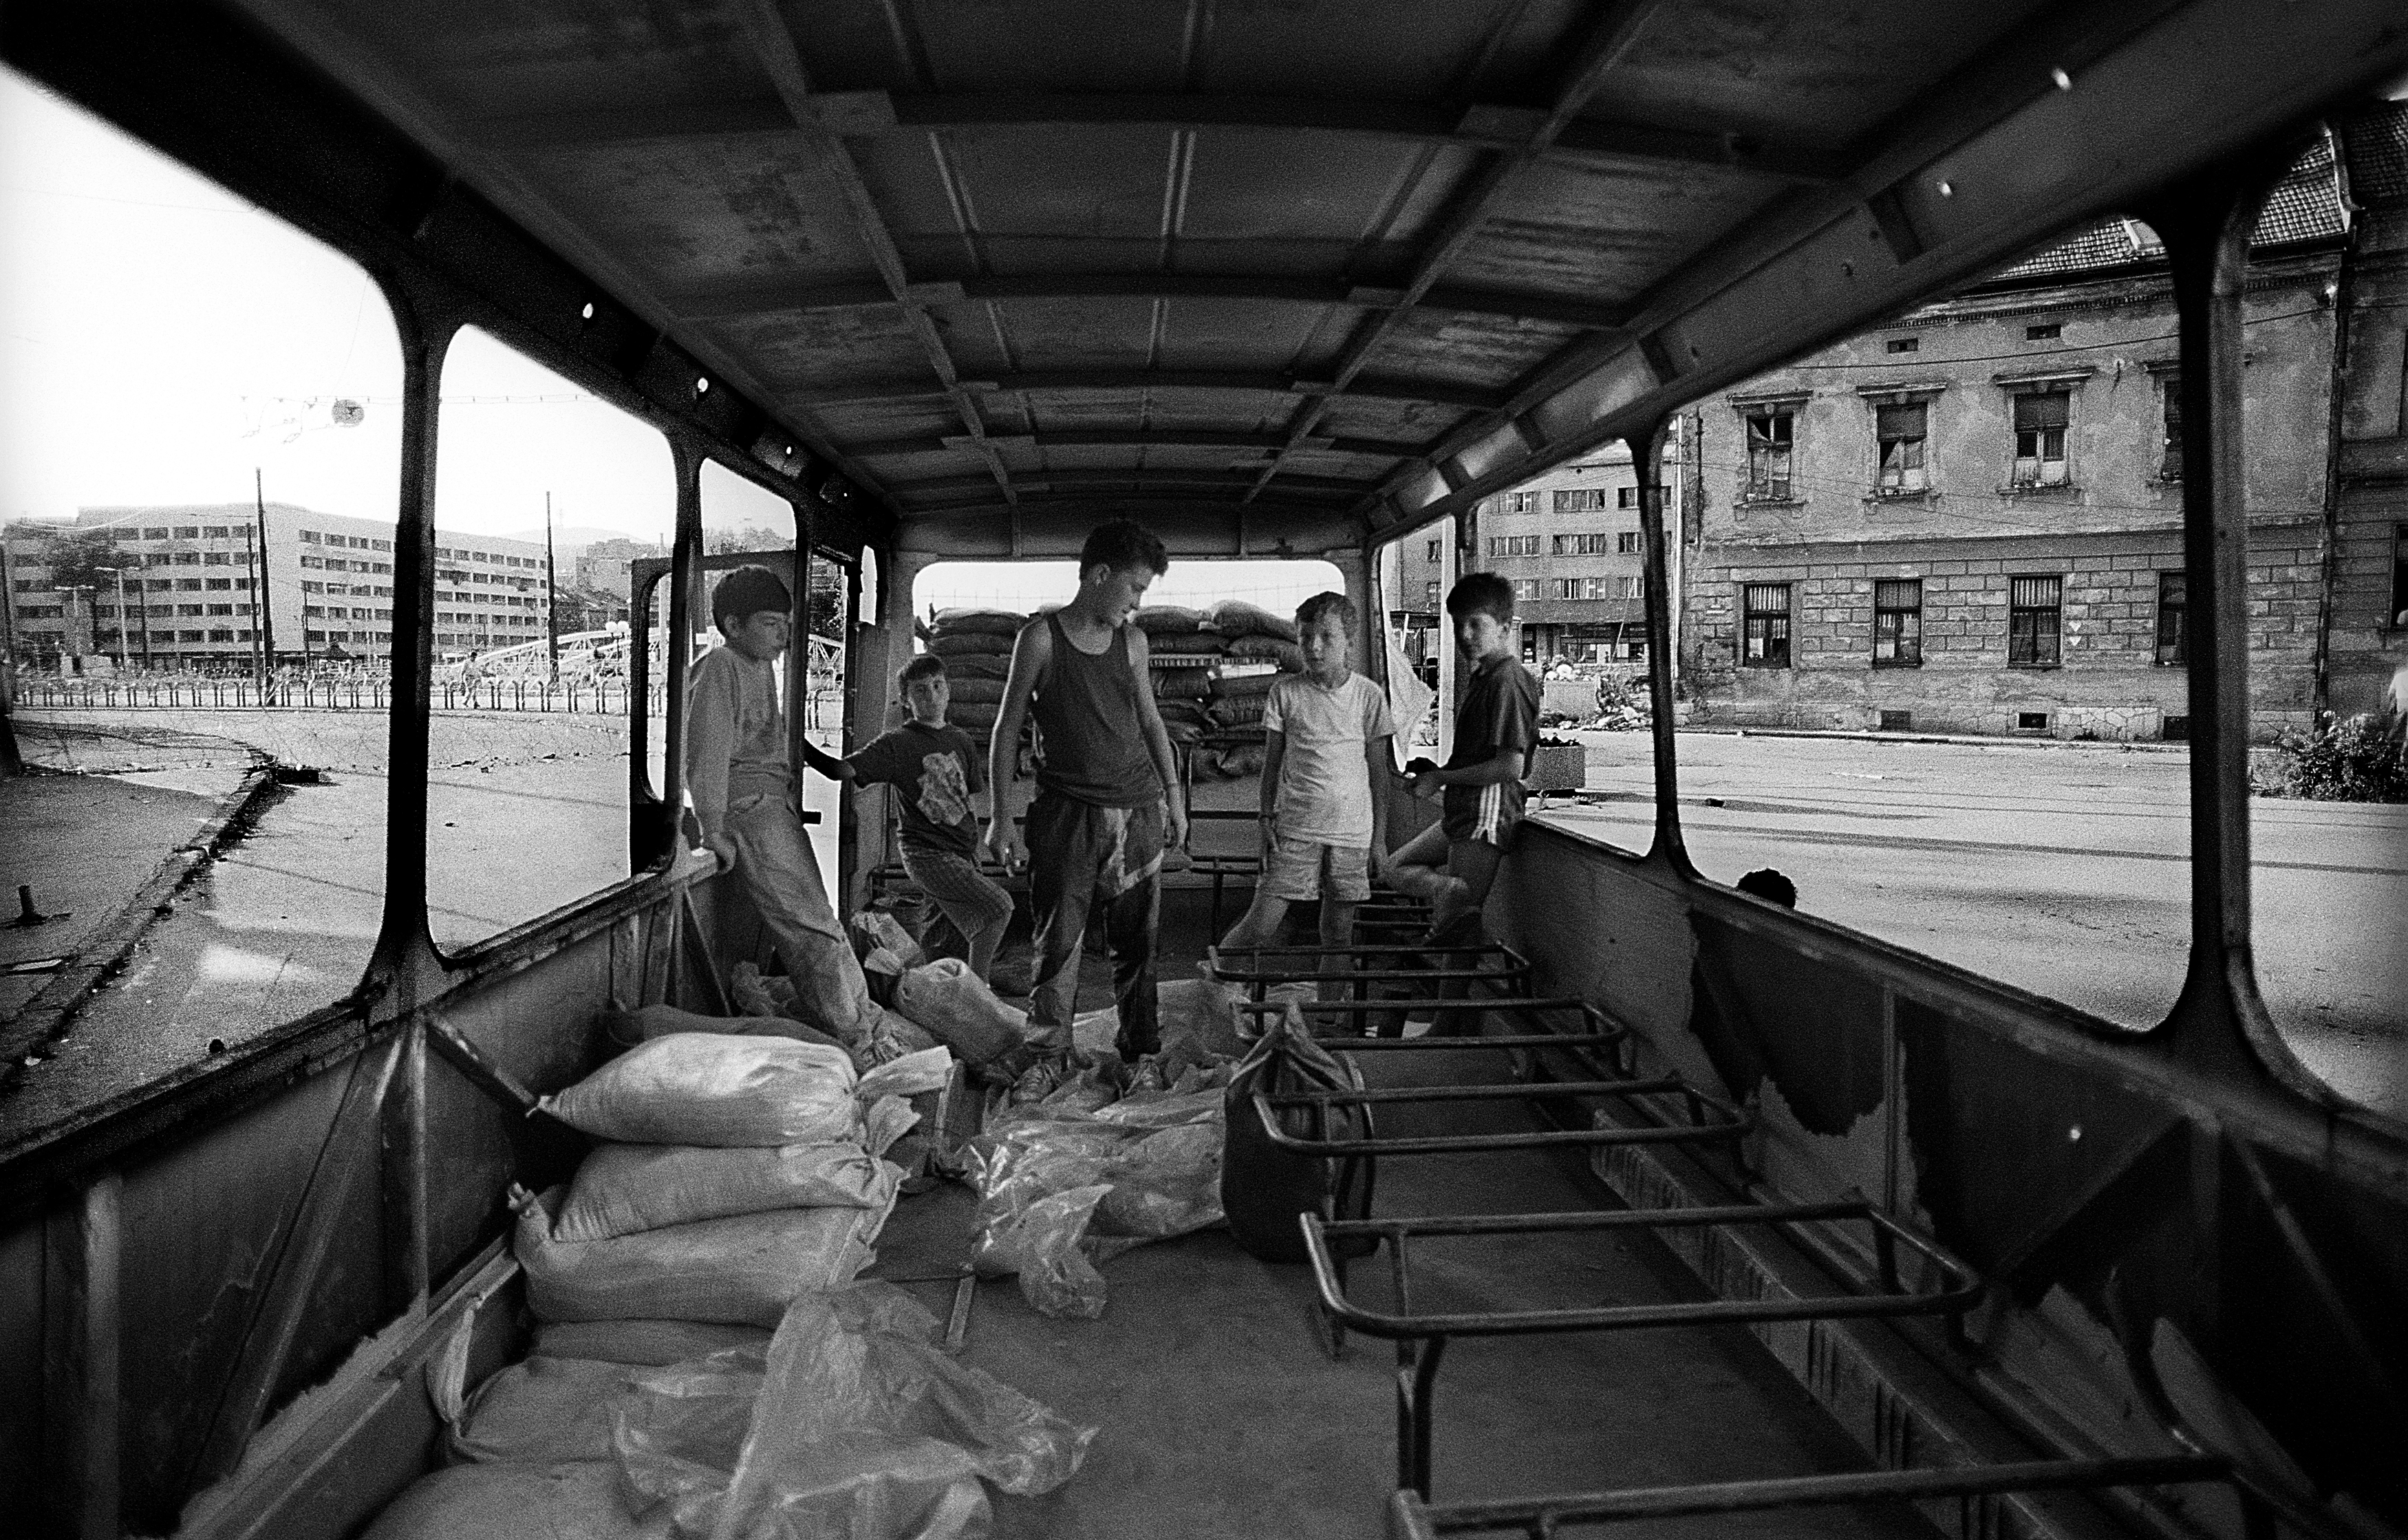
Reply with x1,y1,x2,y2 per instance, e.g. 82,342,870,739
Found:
942,676,1006,704
934,652,1009,681
1208,599,1299,642
1132,605,1203,633
1152,666,1215,701
1213,669,1280,698
612,1286,1093,1539
449,1356,655,1465
947,700,1002,733
533,1319,771,1368
929,631,1015,659
1226,633,1307,670
513,1187,890,1326
604,1001,845,1053
892,957,1029,1065
555,1142,900,1243
851,909,927,969
1207,694,1267,727
1143,629,1225,655
1221,1010,1373,1265
539,1035,859,1148
929,607,1025,636
362,1460,666,1540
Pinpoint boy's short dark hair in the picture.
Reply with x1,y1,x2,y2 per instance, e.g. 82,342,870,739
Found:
1295,590,1356,633
1079,519,1169,579
1735,868,1798,908
898,653,947,689
711,565,791,631
1445,571,1516,624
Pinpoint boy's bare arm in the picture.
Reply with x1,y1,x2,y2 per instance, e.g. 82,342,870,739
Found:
984,622,1047,865
1365,732,1393,860
1124,626,1188,848
1414,747,1525,792
1258,730,1287,825
685,663,738,863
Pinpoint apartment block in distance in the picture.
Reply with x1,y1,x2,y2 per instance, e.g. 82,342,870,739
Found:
0,503,552,671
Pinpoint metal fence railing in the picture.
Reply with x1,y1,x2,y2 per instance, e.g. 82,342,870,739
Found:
12,679,669,715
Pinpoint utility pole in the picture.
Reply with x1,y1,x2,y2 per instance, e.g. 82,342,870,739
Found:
544,490,560,682
253,469,278,680
100,565,129,670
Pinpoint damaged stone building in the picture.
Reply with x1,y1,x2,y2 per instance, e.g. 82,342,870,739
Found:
1675,108,2408,741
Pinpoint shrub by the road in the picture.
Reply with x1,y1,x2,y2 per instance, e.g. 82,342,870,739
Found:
2268,713,2408,802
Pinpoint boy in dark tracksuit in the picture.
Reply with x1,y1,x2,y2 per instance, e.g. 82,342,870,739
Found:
803,653,1013,981
1386,572,1543,946
984,519,1187,1062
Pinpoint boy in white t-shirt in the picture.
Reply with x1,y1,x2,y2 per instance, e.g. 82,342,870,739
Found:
1216,591,1395,959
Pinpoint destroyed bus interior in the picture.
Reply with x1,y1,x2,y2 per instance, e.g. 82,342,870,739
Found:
1,3,2405,1539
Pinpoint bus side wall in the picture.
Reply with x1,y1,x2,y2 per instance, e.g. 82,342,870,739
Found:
1492,822,2408,1525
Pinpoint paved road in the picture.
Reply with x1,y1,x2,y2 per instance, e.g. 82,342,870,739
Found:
14,708,2402,1122
1542,730,2407,1119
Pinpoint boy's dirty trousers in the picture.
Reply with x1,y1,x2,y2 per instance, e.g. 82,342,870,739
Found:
1024,793,1164,1059
725,792,879,1039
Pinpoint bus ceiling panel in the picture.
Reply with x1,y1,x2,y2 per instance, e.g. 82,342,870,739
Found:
1135,296,1362,376
1440,155,1787,302
849,120,1186,247
1355,310,1588,393
510,133,886,298
1307,393,1479,449
954,297,1170,375
891,469,1366,507
1584,0,2062,153
704,307,945,390
898,501,1364,560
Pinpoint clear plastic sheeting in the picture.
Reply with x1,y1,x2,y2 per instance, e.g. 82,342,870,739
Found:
612,1285,1095,1540
967,1063,1230,1318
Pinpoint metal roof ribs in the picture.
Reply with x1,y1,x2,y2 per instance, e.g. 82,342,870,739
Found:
733,0,1018,520
477,92,1845,185
1243,0,1672,506
844,429,1421,459
782,371,1504,413
674,273,1632,334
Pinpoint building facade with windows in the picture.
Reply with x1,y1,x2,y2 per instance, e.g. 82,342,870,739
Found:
1392,439,1677,673
1677,138,2352,740
0,504,552,672
2330,99,2408,720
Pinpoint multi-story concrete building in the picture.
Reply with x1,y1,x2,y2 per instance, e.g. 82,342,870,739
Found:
0,504,552,672
573,536,668,607
1676,136,2352,740
1394,438,1679,673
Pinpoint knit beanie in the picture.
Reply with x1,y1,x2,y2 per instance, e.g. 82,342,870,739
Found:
712,565,792,630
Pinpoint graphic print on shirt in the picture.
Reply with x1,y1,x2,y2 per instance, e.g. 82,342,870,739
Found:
917,749,972,828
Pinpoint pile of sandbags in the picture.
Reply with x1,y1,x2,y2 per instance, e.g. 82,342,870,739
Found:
516,1034,947,1326
924,608,1022,740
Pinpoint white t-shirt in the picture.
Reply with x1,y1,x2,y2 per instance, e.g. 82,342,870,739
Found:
1262,671,1395,845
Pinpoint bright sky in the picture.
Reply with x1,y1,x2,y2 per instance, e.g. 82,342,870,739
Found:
0,67,675,546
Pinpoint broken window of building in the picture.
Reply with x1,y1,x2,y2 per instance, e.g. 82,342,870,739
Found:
1745,409,1794,499
1617,487,1637,508
2012,390,2071,486
2010,575,2063,666
1743,583,1791,666
2156,572,2188,664
1487,534,1540,557
1873,578,1923,666
1494,490,1539,514
1617,532,1642,553
1876,402,1928,492
2160,375,2184,481
1554,488,1613,512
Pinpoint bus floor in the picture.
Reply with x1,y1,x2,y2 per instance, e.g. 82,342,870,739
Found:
870,887,1942,1539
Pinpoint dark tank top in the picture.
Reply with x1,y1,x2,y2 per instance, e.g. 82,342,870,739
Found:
1030,612,1160,807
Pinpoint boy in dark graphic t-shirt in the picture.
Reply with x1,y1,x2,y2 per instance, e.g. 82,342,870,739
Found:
1386,572,1542,948
802,654,1013,981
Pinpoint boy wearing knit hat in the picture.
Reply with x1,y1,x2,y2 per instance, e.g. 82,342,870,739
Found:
686,564,885,1043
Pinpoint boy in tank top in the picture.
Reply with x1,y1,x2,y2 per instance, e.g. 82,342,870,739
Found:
984,520,1188,1063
